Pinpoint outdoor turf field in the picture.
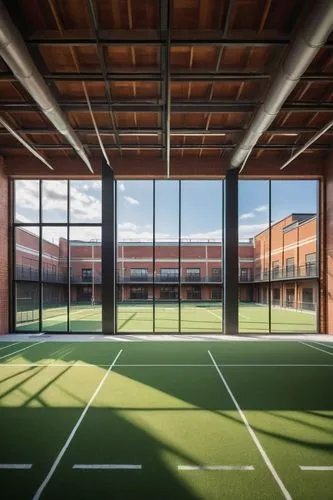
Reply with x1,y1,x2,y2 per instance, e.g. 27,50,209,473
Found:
0,338,332,499
16,303,317,333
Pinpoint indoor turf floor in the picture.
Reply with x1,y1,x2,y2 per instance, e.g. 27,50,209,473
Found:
0,338,332,499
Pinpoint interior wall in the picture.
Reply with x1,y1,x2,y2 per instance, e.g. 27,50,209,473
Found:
0,157,9,334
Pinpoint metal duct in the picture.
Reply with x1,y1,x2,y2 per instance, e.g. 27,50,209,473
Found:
0,115,54,170
230,0,333,169
0,1,93,173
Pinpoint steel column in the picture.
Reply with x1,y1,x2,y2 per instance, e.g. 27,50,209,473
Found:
224,169,239,334
102,159,116,334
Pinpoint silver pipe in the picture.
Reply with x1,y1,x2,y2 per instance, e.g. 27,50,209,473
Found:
230,1,333,169
82,82,111,168
280,118,333,170
0,0,93,173
0,115,53,170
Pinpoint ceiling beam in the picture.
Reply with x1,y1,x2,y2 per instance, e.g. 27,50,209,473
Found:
1,143,330,150
1,71,333,82
1,101,333,113
0,127,331,135
25,36,333,48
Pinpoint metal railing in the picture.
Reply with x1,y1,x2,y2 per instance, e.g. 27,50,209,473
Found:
255,263,317,281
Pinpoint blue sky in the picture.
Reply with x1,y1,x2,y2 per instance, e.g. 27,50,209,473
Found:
15,179,318,242
118,180,318,241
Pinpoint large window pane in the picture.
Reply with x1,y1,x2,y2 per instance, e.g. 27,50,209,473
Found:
15,226,40,281
239,181,269,333
155,181,180,332
181,181,223,332
42,227,68,331
42,180,68,223
14,180,39,223
117,181,153,332
70,180,101,223
271,181,318,333
16,282,39,331
69,227,101,332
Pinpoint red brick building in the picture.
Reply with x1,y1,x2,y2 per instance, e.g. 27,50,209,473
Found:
14,212,317,326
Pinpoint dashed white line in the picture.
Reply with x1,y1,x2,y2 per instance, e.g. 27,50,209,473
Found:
0,464,32,469
73,464,142,470
300,466,333,471
178,465,254,471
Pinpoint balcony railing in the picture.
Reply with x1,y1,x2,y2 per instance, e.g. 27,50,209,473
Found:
254,264,318,281
15,263,317,285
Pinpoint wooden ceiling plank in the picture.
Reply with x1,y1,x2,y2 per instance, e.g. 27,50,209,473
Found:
258,0,272,33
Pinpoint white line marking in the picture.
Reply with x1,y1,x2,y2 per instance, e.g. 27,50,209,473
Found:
73,464,142,470
206,310,222,321
299,341,333,357
0,342,24,352
239,313,251,320
0,464,32,469
208,350,292,500
300,466,333,471
32,349,123,500
178,465,254,471
0,340,47,361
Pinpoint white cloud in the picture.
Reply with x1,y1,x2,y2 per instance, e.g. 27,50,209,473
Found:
119,183,126,192
239,223,268,239
91,181,101,190
15,213,33,223
15,180,39,211
255,205,268,212
118,222,139,231
118,230,170,241
83,184,89,190
124,196,140,206
240,212,255,220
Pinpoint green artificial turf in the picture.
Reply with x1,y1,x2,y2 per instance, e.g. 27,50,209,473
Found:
0,340,332,499
15,303,317,334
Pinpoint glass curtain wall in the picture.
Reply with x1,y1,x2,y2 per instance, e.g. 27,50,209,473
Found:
239,179,319,333
181,181,223,332
116,180,224,333
271,180,318,333
238,181,269,333
13,178,319,334
13,180,102,332
116,181,153,332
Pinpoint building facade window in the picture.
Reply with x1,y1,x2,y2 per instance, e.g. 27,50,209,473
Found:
272,261,280,279
185,268,201,281
187,286,201,300
130,268,148,281
159,268,179,281
286,257,295,277
82,268,92,281
302,287,314,310
305,253,316,277
211,267,222,281
159,287,178,300
130,287,148,300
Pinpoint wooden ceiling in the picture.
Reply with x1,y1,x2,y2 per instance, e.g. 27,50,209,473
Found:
0,0,332,176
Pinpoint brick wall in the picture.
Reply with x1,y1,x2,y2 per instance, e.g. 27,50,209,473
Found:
0,159,8,334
